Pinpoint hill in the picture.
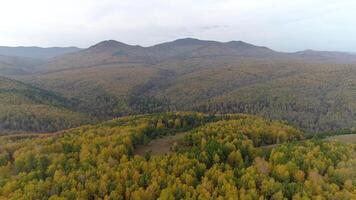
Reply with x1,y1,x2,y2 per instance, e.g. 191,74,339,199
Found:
18,38,356,132
0,76,92,132
0,112,354,199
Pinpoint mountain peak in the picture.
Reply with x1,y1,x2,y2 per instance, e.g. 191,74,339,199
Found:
90,40,130,48
169,38,216,46
227,40,251,45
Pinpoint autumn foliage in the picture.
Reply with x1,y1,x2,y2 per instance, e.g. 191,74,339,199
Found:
0,113,354,199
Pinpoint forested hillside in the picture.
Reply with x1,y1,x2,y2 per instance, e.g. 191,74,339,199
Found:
0,55,43,76
18,38,356,132
0,76,92,132
0,113,354,199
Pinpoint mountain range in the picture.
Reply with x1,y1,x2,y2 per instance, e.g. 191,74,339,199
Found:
0,38,355,132
27,38,356,73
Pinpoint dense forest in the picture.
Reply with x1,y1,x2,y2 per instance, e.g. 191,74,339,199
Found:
0,112,354,199
0,76,93,132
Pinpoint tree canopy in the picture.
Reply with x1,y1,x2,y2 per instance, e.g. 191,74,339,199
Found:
0,112,354,199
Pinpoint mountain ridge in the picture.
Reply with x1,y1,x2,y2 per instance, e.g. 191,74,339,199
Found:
33,38,290,73
38,38,356,73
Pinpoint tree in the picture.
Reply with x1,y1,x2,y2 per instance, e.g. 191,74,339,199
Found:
228,150,243,168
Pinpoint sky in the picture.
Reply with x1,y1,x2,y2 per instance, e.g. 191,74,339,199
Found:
0,0,356,52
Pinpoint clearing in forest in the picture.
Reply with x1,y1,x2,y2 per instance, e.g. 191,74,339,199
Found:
324,134,356,143
134,131,188,156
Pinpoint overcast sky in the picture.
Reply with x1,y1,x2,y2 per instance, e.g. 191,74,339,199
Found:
0,0,355,52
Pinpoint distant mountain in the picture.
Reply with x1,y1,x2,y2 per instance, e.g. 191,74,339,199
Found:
149,38,281,59
37,40,155,73
40,38,356,74
149,38,220,58
0,46,81,60
292,49,356,63
4,40,356,73
37,38,288,73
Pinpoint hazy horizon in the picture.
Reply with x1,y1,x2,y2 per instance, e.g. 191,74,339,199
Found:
1,37,355,54
1,0,356,52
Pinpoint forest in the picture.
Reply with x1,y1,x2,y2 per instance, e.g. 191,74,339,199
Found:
0,76,93,133
0,112,354,199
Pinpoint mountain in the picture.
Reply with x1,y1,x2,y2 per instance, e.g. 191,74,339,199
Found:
38,40,154,73
0,112,354,199
0,46,81,60
4,38,356,132
292,49,356,63
149,38,222,58
36,38,356,74
38,38,286,73
0,76,92,132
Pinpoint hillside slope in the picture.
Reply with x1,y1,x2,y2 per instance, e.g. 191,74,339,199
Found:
0,113,354,199
0,76,92,132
